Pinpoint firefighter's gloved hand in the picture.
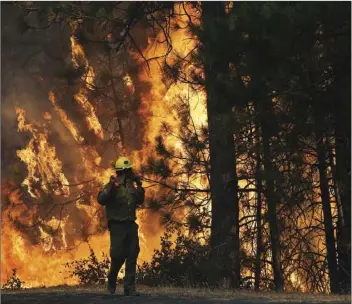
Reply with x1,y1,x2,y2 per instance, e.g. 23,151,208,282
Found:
110,175,119,188
132,175,142,187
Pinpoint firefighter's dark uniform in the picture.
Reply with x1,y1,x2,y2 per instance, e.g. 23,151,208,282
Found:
97,174,145,294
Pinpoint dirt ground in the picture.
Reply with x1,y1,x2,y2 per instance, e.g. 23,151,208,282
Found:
2,285,351,304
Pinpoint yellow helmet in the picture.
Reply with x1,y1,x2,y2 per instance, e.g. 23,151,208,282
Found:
114,157,133,171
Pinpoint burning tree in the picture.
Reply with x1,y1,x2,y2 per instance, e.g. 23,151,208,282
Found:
1,1,350,294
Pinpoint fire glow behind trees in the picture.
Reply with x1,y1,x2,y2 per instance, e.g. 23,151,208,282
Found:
1,2,350,294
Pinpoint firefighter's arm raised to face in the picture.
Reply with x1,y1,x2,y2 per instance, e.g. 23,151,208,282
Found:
130,173,145,207
135,183,145,207
97,176,117,206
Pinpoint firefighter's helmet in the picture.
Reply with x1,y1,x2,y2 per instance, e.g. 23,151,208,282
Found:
114,157,133,171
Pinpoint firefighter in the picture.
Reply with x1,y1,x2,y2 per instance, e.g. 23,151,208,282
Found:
97,156,145,296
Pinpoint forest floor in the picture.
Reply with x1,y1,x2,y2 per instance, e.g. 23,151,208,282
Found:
2,285,351,304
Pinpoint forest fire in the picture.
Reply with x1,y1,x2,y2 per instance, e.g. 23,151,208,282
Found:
74,89,104,140
15,108,70,198
48,92,84,144
2,2,350,297
70,36,104,139
1,5,206,288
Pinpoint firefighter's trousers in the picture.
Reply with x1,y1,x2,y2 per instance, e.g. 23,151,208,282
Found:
107,220,140,291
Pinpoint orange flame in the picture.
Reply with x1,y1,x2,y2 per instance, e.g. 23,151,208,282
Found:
49,92,84,144
15,108,70,198
70,36,103,139
2,4,328,292
74,89,104,139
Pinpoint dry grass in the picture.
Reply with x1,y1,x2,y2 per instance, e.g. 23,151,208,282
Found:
2,285,351,303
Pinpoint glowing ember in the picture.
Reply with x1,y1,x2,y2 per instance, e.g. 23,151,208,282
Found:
43,112,52,120
123,74,133,87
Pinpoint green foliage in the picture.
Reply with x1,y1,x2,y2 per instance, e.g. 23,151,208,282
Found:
2,268,24,290
64,247,110,285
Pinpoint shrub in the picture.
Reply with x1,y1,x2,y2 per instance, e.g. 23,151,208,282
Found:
136,232,210,287
2,268,24,290
63,234,253,289
65,247,110,285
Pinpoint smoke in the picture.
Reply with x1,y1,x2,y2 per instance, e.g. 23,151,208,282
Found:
2,4,70,174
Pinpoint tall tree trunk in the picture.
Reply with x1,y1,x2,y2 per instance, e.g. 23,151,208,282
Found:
261,120,284,291
326,137,344,229
333,91,351,292
304,58,343,292
254,121,263,291
255,98,284,291
330,34,351,291
201,2,240,288
326,135,348,292
314,125,340,293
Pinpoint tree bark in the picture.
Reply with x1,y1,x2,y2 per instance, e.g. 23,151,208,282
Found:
254,120,263,291
326,135,349,292
260,110,284,292
333,94,351,292
314,125,340,293
201,2,240,288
